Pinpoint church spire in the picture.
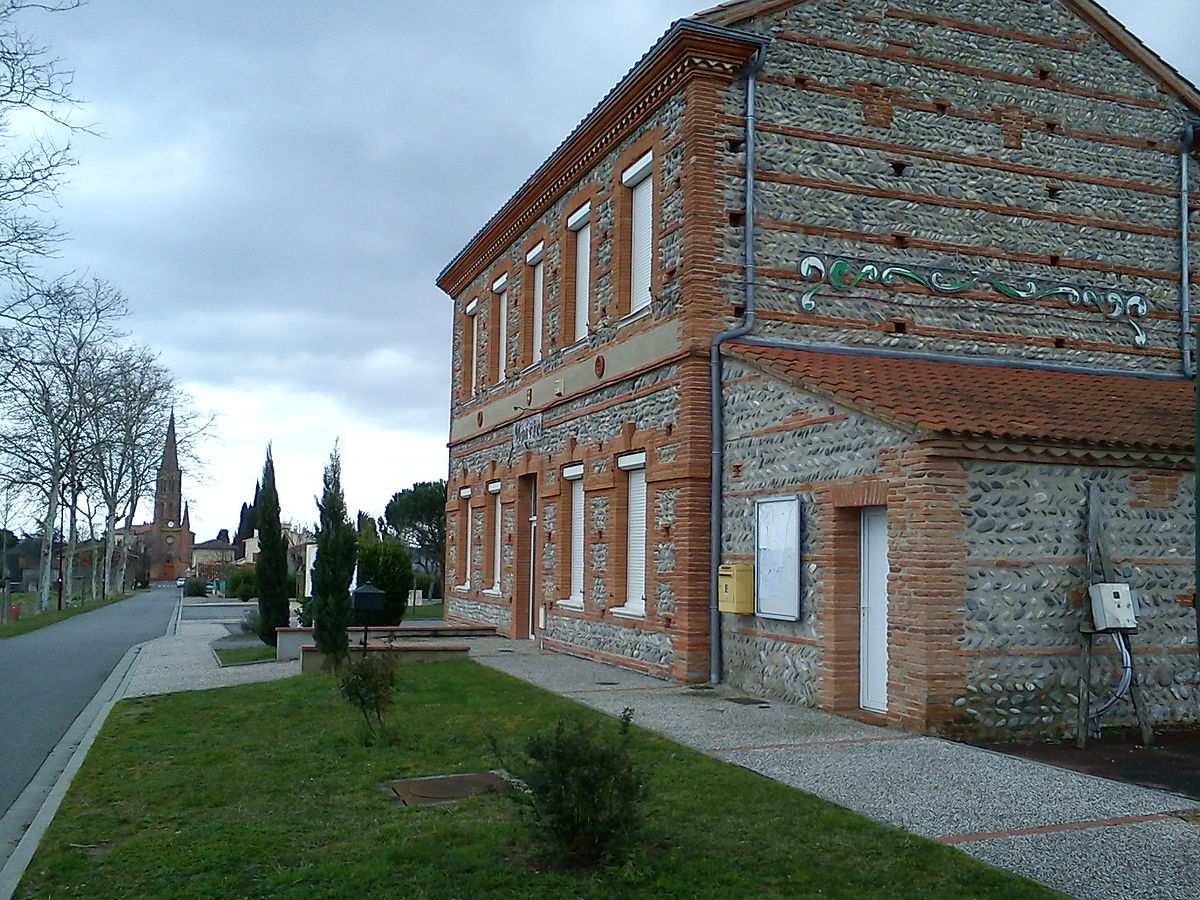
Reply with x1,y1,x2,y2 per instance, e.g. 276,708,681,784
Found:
154,413,182,526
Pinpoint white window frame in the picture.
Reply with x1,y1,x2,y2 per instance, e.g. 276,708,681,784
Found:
525,242,545,364
487,480,502,594
491,274,508,383
613,452,647,618
567,203,591,343
562,464,585,608
621,152,653,315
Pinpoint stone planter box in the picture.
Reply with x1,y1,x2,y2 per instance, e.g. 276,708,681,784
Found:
299,642,470,673
276,623,496,661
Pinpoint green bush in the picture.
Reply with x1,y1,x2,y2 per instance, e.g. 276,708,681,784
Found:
493,707,648,868
183,578,206,597
227,567,257,601
336,654,398,745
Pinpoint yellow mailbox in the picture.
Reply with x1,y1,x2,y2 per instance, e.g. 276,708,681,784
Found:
718,563,755,614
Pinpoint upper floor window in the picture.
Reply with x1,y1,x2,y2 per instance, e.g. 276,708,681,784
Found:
566,202,591,343
491,273,508,383
464,297,479,396
621,152,654,315
525,242,545,365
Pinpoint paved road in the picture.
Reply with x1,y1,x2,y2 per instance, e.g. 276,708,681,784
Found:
0,585,178,817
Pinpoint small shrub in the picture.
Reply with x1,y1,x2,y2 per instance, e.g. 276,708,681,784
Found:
240,607,261,636
492,707,648,868
336,654,399,745
183,578,206,597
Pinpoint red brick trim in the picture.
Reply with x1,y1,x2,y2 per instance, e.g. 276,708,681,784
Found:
757,218,1177,283
882,8,1081,51
744,119,1190,200
831,482,888,507
776,30,1168,111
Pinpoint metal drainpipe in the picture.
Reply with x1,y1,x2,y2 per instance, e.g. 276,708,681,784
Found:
1181,119,1198,379
709,50,765,685
1188,119,1200,667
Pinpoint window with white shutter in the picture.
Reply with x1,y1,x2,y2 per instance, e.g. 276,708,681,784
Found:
622,152,653,315
568,203,591,343
526,242,545,364
489,482,502,592
563,464,585,606
616,452,647,616
491,274,508,383
465,298,479,394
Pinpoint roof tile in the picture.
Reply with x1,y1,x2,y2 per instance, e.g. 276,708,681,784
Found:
730,344,1195,453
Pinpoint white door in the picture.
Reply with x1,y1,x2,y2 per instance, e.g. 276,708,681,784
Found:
859,507,890,712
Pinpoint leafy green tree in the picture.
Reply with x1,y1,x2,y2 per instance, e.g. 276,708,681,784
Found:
356,522,413,627
227,565,257,601
312,447,356,665
255,447,289,646
383,480,446,598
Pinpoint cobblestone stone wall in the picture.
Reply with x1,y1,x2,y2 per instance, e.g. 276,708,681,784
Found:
447,596,510,629
959,462,1197,739
542,613,674,670
717,0,1197,374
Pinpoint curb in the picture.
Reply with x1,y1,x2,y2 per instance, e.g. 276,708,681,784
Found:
0,595,180,899
0,644,140,898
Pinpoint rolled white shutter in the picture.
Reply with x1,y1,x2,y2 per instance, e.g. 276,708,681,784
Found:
532,259,544,362
625,468,646,612
497,289,508,381
630,177,652,312
570,479,584,601
574,223,590,342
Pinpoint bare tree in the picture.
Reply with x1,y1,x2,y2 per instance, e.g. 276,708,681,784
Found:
0,276,125,610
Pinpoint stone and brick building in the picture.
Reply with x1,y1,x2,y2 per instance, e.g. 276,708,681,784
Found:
438,0,1198,739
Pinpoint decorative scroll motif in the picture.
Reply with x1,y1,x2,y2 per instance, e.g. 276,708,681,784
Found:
796,256,1150,346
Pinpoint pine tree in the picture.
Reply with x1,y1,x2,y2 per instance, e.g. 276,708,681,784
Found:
312,447,356,665
255,446,289,646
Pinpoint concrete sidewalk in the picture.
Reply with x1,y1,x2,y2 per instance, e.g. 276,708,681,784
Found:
5,624,1198,900
470,637,1200,900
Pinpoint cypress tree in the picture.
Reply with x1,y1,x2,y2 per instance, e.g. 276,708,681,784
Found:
255,446,289,646
312,447,356,665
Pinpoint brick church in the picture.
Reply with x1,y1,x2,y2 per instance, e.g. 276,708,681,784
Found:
438,0,1197,740
121,414,193,582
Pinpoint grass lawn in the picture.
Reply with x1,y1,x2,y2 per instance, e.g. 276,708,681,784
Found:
0,592,130,639
17,661,1063,899
214,644,277,665
405,601,444,620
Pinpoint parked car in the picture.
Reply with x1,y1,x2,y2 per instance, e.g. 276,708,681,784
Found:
175,577,186,588
205,582,216,595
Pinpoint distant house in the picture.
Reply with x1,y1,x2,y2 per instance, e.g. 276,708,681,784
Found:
191,538,235,570
438,0,1197,740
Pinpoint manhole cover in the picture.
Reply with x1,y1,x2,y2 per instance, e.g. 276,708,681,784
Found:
726,696,771,708
390,772,506,806
596,681,620,686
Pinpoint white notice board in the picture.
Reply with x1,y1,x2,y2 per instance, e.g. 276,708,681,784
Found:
755,496,800,621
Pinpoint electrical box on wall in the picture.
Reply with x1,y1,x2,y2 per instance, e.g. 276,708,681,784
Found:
1088,582,1137,631
718,563,755,614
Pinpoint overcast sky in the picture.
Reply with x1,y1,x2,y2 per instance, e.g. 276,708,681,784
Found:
25,0,1200,541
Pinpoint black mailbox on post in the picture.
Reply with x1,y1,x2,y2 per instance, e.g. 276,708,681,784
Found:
352,583,386,612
